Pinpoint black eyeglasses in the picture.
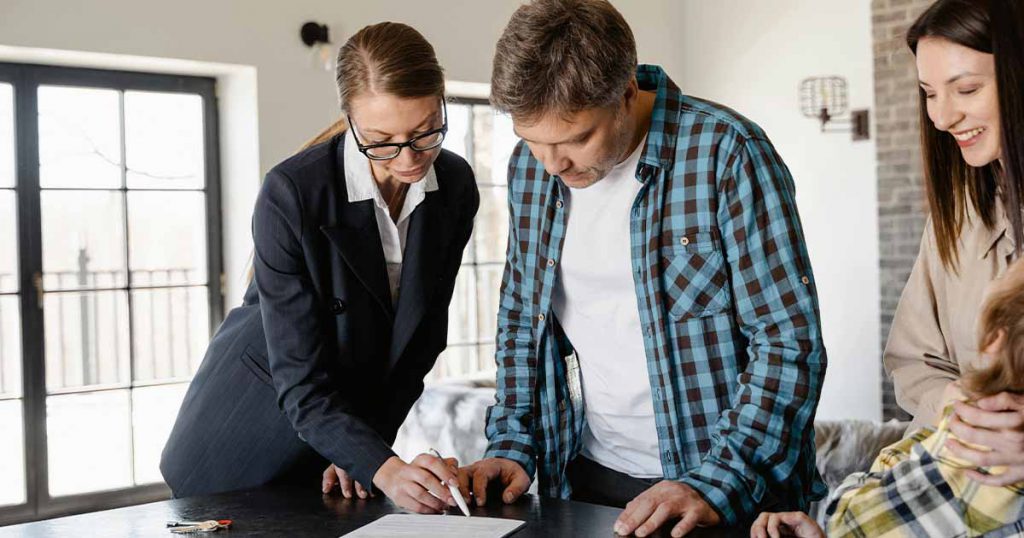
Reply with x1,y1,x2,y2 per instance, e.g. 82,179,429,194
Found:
347,100,448,160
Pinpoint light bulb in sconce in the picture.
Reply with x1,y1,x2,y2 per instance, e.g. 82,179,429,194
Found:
301,22,334,72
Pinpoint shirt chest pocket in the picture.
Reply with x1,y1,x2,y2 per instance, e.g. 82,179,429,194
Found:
659,231,732,322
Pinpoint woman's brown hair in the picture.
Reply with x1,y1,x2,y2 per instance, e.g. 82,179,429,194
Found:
963,258,1024,396
300,21,446,150
906,0,1024,271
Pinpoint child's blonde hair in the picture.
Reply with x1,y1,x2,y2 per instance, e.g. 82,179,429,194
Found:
963,258,1024,396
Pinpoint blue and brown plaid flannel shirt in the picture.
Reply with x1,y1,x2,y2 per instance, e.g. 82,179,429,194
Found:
483,64,828,525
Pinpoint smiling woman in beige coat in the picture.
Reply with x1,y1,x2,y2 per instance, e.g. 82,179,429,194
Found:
884,0,1024,488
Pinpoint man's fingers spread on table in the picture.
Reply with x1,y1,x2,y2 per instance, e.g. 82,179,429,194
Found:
635,504,674,537
750,512,770,538
767,514,782,538
615,497,655,535
472,464,499,506
502,469,530,503
671,511,700,538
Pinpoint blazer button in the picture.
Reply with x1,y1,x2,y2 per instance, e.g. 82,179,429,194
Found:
331,298,346,315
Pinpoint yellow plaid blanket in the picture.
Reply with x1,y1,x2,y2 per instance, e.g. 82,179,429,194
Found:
825,406,1024,537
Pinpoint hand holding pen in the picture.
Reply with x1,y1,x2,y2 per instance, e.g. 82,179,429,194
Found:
371,452,463,514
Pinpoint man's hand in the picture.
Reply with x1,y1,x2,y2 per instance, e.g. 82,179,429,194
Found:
456,457,531,506
947,392,1024,486
322,464,372,499
372,454,460,514
749,512,824,538
614,481,721,537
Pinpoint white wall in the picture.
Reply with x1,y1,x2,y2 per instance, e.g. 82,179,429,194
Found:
673,0,882,421
0,0,685,306
0,0,880,420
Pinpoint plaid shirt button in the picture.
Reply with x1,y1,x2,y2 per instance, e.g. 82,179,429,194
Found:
556,200,563,209
547,259,555,267
680,237,690,246
801,276,810,285
537,314,545,322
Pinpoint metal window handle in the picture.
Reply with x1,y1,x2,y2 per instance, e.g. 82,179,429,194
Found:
32,271,43,309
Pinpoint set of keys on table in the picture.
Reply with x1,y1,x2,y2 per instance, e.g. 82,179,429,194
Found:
165,519,232,534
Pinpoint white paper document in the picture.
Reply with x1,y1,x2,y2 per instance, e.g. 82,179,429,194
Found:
339,514,525,538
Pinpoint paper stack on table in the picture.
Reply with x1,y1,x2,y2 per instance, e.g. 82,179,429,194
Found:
339,514,525,538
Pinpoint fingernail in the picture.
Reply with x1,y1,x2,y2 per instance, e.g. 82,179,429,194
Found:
614,522,625,535
322,485,329,493
504,493,513,503
476,498,484,506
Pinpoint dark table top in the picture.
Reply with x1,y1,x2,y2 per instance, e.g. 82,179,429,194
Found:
1,486,748,537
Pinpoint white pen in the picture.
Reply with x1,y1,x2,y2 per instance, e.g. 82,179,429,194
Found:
429,447,471,517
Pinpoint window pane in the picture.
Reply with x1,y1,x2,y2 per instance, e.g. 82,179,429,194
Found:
475,265,503,343
442,102,473,161
128,191,207,287
48,390,132,496
0,191,17,293
433,345,478,380
44,290,130,391
0,296,22,398
125,91,204,190
0,83,13,188
471,106,493,183
489,112,517,186
473,187,509,264
132,287,210,383
41,190,127,290
132,383,188,485
477,344,497,374
38,86,121,189
447,269,477,345
0,400,25,506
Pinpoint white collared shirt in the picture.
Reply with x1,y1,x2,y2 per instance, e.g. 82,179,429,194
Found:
344,133,439,306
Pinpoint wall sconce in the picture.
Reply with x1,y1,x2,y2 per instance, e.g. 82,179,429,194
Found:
301,21,333,71
800,76,870,141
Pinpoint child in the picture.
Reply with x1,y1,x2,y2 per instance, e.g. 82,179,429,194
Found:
752,258,1024,538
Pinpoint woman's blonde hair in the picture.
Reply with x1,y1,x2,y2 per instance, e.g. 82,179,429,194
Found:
300,21,445,150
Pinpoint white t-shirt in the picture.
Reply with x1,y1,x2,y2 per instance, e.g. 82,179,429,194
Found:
343,133,438,305
551,141,663,478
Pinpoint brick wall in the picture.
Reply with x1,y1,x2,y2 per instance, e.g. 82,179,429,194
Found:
872,0,933,420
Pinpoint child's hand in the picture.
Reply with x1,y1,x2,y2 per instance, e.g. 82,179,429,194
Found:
750,511,823,538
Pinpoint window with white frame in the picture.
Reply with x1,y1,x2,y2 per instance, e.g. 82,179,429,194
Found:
0,63,222,524
434,97,519,382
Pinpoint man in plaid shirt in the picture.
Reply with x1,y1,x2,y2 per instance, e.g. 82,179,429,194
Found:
458,1,827,535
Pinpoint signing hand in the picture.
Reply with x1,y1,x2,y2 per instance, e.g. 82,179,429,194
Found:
614,481,721,537
946,392,1024,486
750,511,824,538
322,463,373,499
456,457,531,506
372,454,460,514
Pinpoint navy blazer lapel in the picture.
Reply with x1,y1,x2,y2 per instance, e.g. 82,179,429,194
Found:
319,137,394,320
388,190,452,371
320,204,394,321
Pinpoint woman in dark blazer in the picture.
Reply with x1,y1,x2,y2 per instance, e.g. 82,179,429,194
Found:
160,22,479,514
